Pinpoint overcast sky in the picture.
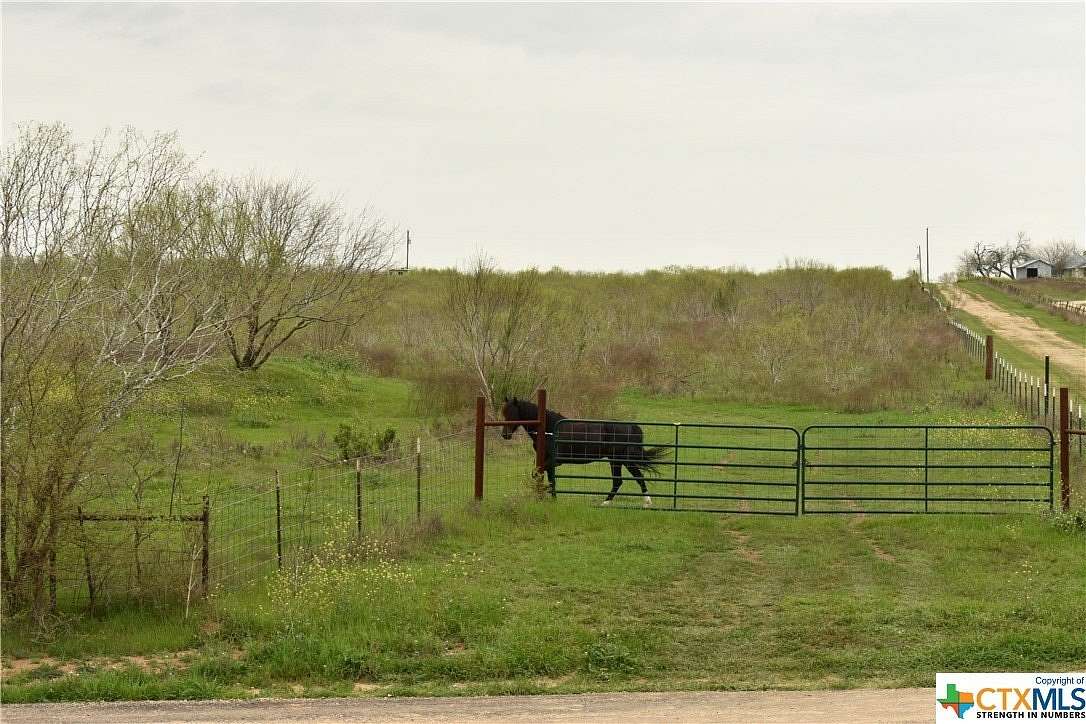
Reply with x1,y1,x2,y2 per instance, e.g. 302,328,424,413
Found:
4,2,1084,277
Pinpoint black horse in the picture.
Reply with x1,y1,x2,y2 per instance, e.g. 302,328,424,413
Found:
500,396,667,507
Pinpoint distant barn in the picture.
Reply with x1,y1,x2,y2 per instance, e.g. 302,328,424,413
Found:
1063,254,1086,279
1013,258,1053,280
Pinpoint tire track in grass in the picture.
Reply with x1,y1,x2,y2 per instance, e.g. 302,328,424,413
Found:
844,504,897,564
726,529,762,564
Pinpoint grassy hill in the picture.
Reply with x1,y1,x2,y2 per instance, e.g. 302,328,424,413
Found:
5,267,1085,703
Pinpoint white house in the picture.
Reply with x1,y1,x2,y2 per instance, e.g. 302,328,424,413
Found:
1014,259,1053,280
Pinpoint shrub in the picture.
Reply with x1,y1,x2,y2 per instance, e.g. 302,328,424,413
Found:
332,423,400,462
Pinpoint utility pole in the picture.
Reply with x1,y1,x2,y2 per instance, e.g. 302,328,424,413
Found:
405,229,411,271
917,245,923,283
925,227,930,284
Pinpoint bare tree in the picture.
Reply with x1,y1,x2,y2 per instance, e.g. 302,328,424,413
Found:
957,242,996,278
955,234,1031,279
988,232,1033,279
1,123,230,617
441,257,555,408
213,178,395,370
1030,239,1082,275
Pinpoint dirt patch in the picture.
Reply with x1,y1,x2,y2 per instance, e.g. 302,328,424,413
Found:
2,648,213,680
946,285,1085,388
353,682,382,692
726,530,761,564
865,540,896,563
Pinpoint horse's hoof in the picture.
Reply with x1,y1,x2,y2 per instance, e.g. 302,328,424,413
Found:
600,499,612,507
643,496,652,508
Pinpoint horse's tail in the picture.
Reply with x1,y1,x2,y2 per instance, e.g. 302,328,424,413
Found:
634,445,669,473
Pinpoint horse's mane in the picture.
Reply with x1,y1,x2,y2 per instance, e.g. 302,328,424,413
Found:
510,397,566,426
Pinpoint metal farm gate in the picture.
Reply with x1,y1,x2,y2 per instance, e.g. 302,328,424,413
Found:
801,425,1054,514
548,420,1054,515
551,420,800,514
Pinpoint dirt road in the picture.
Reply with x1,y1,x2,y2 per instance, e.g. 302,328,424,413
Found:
947,285,1085,388
1,688,933,723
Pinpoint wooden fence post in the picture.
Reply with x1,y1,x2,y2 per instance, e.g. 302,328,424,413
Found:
355,458,363,537
474,396,485,500
48,549,57,614
201,495,210,595
1059,388,1071,511
984,335,993,380
275,472,283,570
416,437,422,520
1044,356,1050,415
536,388,547,475
77,507,95,611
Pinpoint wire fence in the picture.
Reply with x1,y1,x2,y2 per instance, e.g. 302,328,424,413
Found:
46,427,536,612
950,320,1084,458
972,277,1086,321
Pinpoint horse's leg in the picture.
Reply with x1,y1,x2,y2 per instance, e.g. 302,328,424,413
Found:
602,461,623,506
547,465,557,498
626,464,652,508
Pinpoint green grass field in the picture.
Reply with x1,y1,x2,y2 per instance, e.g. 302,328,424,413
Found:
4,376,1085,704
3,496,1084,702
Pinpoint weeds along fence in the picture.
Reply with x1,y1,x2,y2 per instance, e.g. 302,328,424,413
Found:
45,427,536,613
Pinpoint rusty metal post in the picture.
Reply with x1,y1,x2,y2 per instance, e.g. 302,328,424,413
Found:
474,396,485,500
1059,388,1070,511
201,495,210,595
535,389,547,475
984,335,993,380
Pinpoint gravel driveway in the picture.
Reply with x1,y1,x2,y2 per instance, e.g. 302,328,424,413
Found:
2,688,933,723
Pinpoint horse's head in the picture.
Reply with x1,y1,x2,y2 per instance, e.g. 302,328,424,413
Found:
500,396,523,440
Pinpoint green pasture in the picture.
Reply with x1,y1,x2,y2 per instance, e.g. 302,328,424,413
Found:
4,495,1084,702
4,377,1085,703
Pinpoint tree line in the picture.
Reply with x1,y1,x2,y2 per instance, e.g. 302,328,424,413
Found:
1,123,394,617
956,231,1083,279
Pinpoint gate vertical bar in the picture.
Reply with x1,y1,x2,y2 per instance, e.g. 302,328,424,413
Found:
474,396,485,501
1049,426,1056,510
1059,388,1070,511
923,427,930,513
795,429,802,516
672,423,679,509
